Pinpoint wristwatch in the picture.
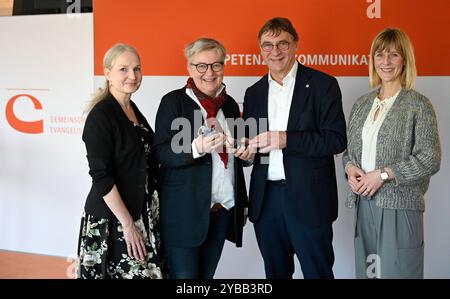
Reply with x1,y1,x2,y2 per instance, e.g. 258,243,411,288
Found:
380,169,389,182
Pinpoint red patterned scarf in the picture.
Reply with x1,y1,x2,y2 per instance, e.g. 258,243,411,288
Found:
186,77,228,168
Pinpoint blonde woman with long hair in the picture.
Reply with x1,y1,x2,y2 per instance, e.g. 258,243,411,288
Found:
343,28,441,278
77,44,165,279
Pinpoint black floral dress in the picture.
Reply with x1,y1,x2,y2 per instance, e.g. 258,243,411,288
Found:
77,123,165,279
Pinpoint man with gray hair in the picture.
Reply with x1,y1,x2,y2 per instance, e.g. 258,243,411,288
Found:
235,17,346,278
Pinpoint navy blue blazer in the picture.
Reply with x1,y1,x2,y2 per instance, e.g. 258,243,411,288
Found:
243,63,347,227
153,88,247,247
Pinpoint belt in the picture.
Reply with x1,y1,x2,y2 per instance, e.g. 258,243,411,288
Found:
267,179,287,185
210,203,224,213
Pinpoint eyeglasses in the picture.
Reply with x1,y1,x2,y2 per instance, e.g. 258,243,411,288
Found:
190,62,224,73
260,40,290,52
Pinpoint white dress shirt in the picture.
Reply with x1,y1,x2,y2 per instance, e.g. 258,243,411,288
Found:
267,62,298,181
187,87,235,210
361,90,399,172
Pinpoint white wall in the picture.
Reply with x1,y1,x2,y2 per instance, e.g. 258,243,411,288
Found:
0,14,93,257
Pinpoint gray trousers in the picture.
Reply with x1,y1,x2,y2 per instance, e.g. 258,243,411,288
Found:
354,196,424,279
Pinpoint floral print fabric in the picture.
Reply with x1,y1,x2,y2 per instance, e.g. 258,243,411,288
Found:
77,122,165,279
77,191,165,279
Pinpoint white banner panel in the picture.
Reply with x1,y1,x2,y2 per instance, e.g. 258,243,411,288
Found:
0,14,93,258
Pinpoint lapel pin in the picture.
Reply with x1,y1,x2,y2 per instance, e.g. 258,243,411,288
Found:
306,84,310,88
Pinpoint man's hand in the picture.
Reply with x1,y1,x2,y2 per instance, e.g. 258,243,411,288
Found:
233,138,256,161
249,131,287,154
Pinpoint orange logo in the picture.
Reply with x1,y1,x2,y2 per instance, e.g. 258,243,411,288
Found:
5,94,44,134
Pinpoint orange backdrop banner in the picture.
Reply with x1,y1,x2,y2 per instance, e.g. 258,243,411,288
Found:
93,0,450,76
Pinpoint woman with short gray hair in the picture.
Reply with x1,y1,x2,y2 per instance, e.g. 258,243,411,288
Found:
153,37,247,278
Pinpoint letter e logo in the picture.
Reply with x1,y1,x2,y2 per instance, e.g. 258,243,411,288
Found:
5,94,44,134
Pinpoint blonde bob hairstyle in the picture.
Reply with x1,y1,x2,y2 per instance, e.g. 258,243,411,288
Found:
85,43,140,113
369,28,416,90
184,37,226,64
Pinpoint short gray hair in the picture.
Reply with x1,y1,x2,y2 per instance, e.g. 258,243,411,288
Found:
184,37,226,63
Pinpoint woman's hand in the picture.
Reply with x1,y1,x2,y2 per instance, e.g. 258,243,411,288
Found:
102,185,147,261
122,222,147,261
356,170,384,198
346,164,365,194
195,133,225,154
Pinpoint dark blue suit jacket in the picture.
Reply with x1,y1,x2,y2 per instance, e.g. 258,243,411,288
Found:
243,63,347,228
153,88,247,248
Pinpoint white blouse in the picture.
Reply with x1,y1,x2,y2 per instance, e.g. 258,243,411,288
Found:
361,90,399,173
186,87,236,211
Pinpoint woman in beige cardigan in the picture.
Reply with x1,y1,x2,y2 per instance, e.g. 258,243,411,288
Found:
342,28,441,278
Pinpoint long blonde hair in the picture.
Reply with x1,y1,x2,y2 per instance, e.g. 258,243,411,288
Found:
369,28,416,90
85,43,140,113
